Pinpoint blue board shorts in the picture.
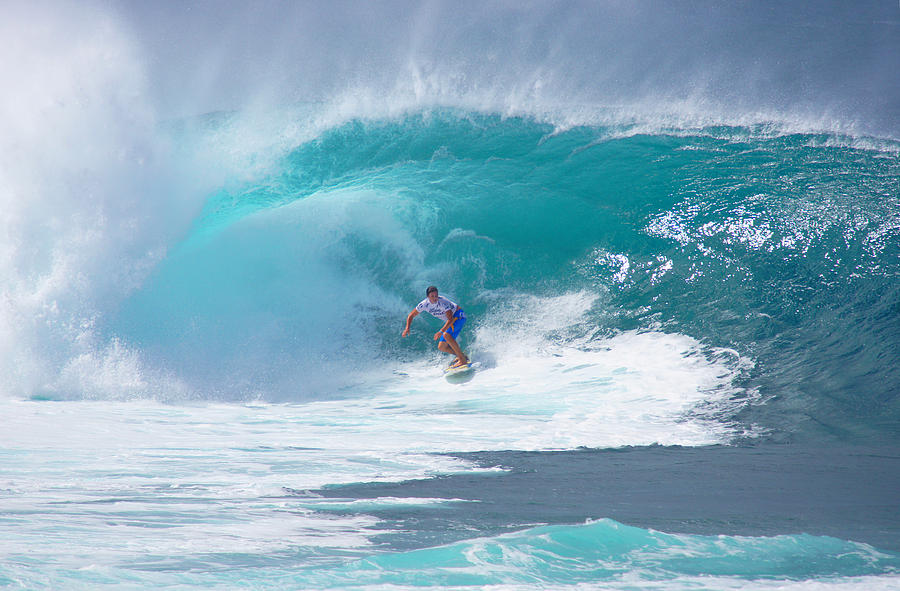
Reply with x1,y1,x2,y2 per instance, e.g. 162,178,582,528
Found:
440,309,466,341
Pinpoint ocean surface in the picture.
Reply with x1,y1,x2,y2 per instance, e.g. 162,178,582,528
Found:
2,1,899,589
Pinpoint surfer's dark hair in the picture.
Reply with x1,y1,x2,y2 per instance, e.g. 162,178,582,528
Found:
426,286,438,296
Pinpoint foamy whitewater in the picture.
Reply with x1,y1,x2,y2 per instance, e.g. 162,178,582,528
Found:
2,1,899,589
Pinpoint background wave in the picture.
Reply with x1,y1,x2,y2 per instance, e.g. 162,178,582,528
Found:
104,112,899,445
294,519,900,589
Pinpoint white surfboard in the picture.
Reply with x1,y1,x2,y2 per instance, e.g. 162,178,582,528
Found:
444,360,475,382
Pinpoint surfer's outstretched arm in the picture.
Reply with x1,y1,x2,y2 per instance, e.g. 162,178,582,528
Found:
401,309,419,337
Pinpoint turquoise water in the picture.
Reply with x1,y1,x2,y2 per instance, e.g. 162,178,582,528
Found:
119,112,900,443
2,2,900,589
4,108,897,590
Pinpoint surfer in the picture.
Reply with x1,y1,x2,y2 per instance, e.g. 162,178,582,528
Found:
402,286,469,368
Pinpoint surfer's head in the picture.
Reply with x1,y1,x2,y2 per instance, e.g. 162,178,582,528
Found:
426,285,438,301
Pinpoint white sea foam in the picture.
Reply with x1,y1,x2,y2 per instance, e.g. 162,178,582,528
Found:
0,321,749,579
0,398,486,571
481,575,900,591
0,3,205,402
